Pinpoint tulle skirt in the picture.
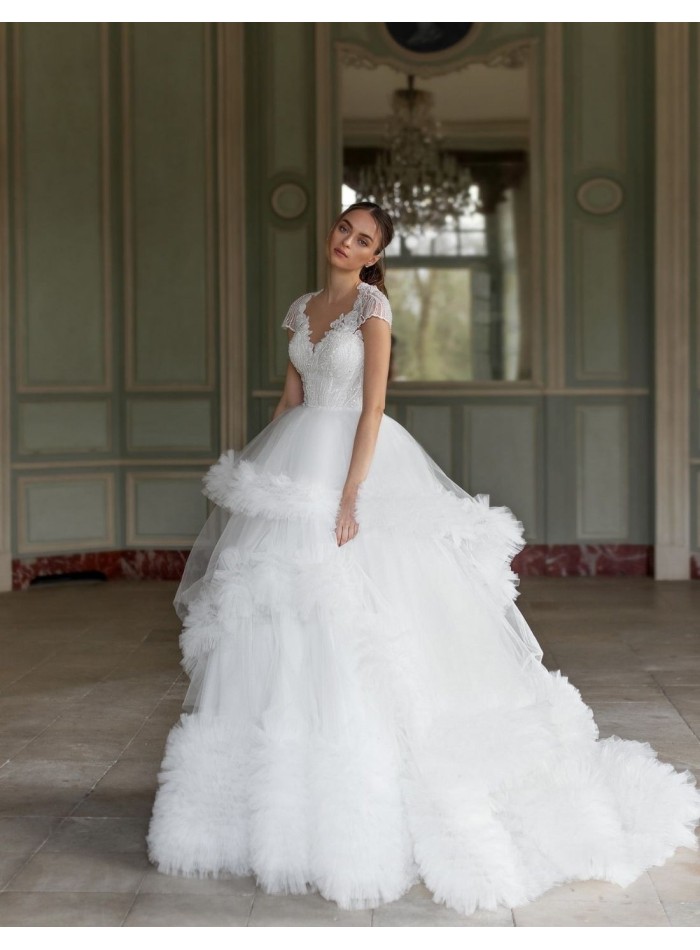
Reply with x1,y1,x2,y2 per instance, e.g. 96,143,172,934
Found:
146,404,700,916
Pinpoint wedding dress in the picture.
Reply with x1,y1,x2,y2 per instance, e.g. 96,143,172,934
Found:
146,280,700,916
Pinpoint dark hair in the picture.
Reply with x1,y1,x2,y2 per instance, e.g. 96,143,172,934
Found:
329,201,394,297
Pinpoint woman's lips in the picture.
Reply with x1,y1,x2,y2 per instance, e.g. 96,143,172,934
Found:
334,247,348,258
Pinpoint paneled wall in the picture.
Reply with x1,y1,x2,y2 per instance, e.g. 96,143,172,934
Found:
244,22,319,436
691,25,700,570
2,23,218,581
555,23,654,548
246,22,654,558
2,22,697,586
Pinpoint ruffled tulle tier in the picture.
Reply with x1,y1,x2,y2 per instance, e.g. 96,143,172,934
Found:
146,404,700,915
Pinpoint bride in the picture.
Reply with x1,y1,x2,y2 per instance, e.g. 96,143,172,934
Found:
146,200,700,916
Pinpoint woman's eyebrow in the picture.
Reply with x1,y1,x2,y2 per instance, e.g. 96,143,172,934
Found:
341,217,375,242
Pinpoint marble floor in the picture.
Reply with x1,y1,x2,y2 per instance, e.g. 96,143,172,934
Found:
0,576,699,927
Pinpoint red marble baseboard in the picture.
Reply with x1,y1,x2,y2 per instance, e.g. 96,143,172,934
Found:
511,544,654,577
11,543,678,590
12,550,190,591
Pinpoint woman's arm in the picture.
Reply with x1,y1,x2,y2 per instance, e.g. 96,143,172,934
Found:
335,316,392,546
272,329,304,420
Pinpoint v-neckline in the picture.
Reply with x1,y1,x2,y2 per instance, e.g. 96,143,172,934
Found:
301,282,366,352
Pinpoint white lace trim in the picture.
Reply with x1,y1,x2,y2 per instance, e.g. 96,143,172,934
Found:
280,282,392,333
358,284,392,329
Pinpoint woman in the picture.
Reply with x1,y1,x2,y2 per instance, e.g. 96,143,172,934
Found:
146,201,700,916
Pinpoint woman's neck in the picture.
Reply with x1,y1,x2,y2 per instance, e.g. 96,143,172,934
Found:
319,269,362,304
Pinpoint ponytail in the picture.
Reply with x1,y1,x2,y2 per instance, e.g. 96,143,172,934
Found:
359,251,388,297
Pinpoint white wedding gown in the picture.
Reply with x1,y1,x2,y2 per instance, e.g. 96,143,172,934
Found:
146,280,700,916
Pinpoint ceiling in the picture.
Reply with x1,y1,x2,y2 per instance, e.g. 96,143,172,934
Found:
340,62,529,124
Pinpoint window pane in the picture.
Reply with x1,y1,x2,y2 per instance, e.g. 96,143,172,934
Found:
341,180,529,382
388,268,477,382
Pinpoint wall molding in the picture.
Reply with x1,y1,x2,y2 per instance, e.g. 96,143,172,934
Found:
571,23,627,176
572,215,629,381
14,24,113,393
654,23,691,578
17,399,113,456
0,24,10,590
575,404,630,539
253,386,651,399
12,458,215,470
122,24,217,393
335,33,532,80
315,23,334,286
697,25,700,398
17,471,116,554
465,403,541,541
125,470,206,546
342,117,529,148
125,397,213,454
217,23,248,450
544,24,566,391
576,177,625,215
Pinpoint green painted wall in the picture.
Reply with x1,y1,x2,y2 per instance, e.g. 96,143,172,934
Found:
247,22,655,546
6,23,219,556
3,22,665,561
691,24,700,558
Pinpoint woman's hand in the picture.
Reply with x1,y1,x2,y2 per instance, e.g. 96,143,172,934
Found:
335,488,359,546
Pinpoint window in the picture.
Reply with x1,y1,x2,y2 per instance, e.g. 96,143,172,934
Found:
343,179,529,382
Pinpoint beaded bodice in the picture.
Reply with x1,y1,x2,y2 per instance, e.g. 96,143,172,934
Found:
280,281,393,409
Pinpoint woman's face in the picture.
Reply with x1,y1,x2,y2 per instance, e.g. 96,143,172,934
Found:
327,209,381,275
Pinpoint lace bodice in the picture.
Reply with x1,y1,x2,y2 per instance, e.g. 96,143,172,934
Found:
280,281,393,409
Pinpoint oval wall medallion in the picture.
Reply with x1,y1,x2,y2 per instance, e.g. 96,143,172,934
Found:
270,182,308,220
576,178,624,215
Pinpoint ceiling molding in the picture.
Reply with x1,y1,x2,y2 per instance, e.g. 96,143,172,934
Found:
342,117,529,149
336,38,531,79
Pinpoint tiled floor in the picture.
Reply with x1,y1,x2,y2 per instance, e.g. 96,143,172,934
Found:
0,576,699,926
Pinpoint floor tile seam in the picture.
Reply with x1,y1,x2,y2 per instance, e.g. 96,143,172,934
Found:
245,887,257,926
62,759,124,821
119,699,181,757
65,682,176,762
0,831,56,892
646,870,696,915
1,647,67,690
0,886,139,897
657,897,700,909
119,889,141,926
0,888,133,896
649,674,700,742
0,734,40,765
62,642,156,706
15,733,140,764
0,707,67,768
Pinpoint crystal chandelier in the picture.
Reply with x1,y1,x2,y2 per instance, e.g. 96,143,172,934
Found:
355,74,475,237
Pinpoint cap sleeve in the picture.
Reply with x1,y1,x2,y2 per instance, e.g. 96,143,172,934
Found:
358,286,393,329
281,296,301,331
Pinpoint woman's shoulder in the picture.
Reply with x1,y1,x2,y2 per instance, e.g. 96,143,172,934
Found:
280,291,314,330
358,281,392,328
